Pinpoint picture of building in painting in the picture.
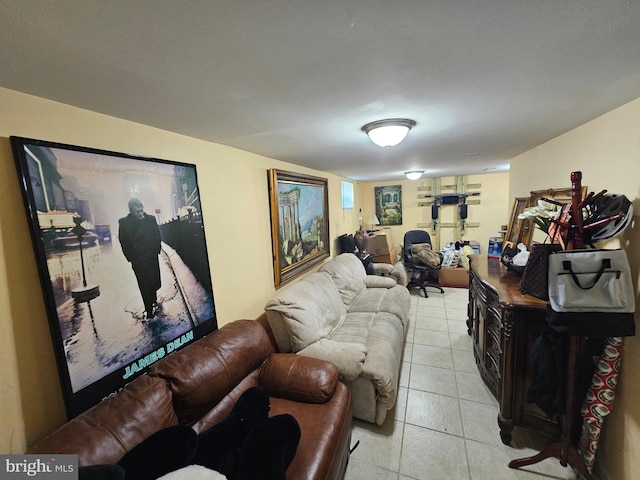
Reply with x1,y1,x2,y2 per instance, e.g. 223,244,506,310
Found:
277,182,325,268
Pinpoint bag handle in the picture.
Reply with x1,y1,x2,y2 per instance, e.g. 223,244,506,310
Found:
561,258,617,289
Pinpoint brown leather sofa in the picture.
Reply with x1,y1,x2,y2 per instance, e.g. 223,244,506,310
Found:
28,320,353,480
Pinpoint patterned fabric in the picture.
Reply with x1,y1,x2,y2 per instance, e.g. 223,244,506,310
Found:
578,336,623,473
411,243,441,267
441,249,460,269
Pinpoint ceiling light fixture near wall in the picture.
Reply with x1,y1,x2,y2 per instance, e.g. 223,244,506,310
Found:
362,118,416,147
405,170,424,180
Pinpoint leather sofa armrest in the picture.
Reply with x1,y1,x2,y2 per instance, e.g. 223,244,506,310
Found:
27,375,178,466
259,353,339,404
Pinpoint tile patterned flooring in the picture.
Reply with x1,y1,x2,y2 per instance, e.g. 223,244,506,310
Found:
344,287,582,480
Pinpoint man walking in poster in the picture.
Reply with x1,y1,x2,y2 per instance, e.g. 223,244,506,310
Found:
118,198,162,319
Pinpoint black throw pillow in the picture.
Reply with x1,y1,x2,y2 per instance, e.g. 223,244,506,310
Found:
117,424,198,480
234,414,301,480
192,386,270,476
79,464,126,480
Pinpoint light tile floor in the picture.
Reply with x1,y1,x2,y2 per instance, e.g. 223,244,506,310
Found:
345,287,583,480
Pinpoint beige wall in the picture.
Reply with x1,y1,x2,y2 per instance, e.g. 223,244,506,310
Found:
510,96,640,480
3,82,637,478
358,174,510,255
0,87,360,453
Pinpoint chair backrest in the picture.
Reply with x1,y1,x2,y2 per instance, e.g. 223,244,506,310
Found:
403,230,433,262
338,234,357,254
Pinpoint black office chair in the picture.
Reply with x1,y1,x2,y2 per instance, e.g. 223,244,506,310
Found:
403,230,444,298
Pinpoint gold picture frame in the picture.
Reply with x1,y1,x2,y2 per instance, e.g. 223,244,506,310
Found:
268,169,330,287
521,186,588,247
504,197,529,247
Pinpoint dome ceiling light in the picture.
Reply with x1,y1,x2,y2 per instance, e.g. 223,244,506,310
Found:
361,118,416,147
404,170,424,180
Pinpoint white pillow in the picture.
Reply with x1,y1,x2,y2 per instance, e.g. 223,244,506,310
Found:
156,465,227,480
265,272,346,351
318,253,367,305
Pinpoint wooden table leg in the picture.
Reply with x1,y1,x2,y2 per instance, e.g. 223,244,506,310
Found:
498,413,514,445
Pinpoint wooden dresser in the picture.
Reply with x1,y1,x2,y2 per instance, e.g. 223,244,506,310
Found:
466,255,598,445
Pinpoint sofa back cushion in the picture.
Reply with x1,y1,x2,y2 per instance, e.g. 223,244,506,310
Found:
265,272,346,352
149,320,272,425
28,375,178,467
318,253,367,306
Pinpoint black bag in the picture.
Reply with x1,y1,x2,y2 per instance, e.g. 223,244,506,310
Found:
519,243,561,300
500,244,524,274
526,328,566,418
547,306,636,337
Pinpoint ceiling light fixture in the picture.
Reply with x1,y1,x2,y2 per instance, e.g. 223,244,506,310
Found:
405,170,424,180
362,118,416,147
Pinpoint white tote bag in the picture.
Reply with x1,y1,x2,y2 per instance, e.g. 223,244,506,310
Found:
547,249,635,314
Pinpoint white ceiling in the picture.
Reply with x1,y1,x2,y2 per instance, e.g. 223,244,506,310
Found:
1,1,640,182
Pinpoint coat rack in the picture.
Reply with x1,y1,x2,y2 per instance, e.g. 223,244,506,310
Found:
508,171,595,478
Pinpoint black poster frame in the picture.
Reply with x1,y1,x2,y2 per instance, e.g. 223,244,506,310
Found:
11,136,218,418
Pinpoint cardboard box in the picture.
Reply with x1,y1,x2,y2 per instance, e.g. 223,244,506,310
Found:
438,267,470,287
367,231,394,257
372,246,397,265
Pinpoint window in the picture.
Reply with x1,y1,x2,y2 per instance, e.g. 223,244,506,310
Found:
341,181,354,209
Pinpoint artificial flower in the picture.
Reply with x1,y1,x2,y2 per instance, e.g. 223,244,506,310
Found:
518,200,560,235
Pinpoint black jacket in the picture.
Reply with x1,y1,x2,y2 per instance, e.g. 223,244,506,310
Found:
118,213,161,265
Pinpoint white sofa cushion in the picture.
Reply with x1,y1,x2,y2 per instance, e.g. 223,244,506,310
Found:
298,339,367,381
348,285,410,326
318,253,367,306
265,272,346,351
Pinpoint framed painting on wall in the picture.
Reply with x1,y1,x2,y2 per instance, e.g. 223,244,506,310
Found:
268,169,330,287
11,136,218,418
374,185,402,225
